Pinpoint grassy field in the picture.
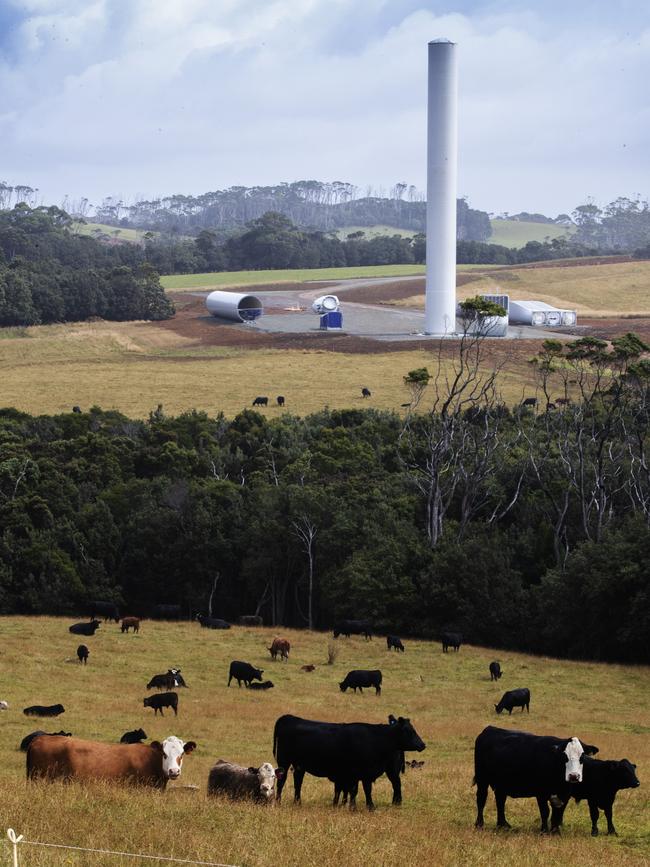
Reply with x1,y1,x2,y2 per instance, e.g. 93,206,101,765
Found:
71,222,148,243
0,617,648,867
334,225,419,240
489,220,573,248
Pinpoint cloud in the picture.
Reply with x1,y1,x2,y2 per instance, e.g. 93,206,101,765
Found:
0,0,648,214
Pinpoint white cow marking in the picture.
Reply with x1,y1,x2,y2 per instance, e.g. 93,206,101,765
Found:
564,737,585,782
256,762,277,799
161,736,190,780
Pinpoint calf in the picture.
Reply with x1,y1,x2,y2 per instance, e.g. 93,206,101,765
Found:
441,632,462,653
120,728,147,744
208,760,284,802
252,396,268,407
69,620,100,636
552,757,640,836
268,637,290,661
228,661,264,687
489,661,502,681
76,644,89,665
339,670,382,696
386,635,404,652
121,617,140,633
0,700,8,711
143,692,178,717
361,387,371,398
20,730,71,751
495,688,530,715
23,704,65,717
248,681,274,691
276,396,285,407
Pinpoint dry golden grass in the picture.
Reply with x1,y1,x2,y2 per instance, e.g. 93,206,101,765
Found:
0,618,648,866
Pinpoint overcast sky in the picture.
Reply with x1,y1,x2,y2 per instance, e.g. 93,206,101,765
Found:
1,0,648,216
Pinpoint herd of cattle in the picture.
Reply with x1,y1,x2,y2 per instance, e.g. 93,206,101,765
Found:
3,608,641,838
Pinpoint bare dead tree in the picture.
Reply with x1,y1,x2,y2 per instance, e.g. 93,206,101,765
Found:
208,572,220,618
292,515,317,629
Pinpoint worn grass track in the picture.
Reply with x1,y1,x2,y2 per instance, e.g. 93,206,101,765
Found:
0,617,648,866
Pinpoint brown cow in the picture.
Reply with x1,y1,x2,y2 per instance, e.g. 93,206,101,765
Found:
27,735,196,789
121,617,140,633
268,637,290,661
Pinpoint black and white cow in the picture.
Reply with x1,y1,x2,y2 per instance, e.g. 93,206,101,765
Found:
474,725,599,832
228,661,264,687
495,688,530,715
208,760,285,801
339,670,382,696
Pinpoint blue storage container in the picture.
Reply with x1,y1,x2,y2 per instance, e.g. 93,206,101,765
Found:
320,311,343,330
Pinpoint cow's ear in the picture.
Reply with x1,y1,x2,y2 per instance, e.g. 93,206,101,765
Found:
582,743,598,755
183,741,197,754
248,766,259,775
388,714,397,725
150,741,163,753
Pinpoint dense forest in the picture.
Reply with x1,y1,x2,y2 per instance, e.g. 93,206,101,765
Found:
1,331,649,664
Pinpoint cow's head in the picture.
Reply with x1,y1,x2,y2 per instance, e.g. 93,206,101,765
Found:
151,736,197,780
248,762,278,800
554,737,599,783
611,758,639,790
388,715,426,752
253,668,264,680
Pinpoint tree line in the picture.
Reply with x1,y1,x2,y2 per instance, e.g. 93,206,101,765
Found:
1,328,649,664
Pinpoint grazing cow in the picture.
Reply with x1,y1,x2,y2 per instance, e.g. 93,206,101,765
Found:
555,397,571,406
268,637,290,661
23,704,65,718
339,670,382,696
301,664,316,672
252,396,268,407
238,615,263,627
208,760,284,802
0,700,8,711
274,713,425,809
495,688,530,715
147,673,176,691
441,632,462,652
474,726,599,832
27,735,196,788
551,756,640,836
197,614,231,629
121,617,140,633
386,635,404,652
333,619,372,639
89,601,120,622
151,604,181,620
72,405,82,413
20,731,71,752
276,396,285,407
248,681,274,691
120,729,147,744
69,620,100,636
143,692,178,717
76,644,89,665
361,387,371,398
489,661,502,681
522,397,538,408
228,661,264,688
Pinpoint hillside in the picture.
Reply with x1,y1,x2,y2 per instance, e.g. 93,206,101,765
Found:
489,219,574,248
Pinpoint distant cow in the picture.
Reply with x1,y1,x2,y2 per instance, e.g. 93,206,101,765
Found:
406,760,425,769
522,397,538,408
333,619,372,639
441,632,462,653
495,688,530,715
276,396,285,407
120,729,147,744
228,661,264,688
252,396,268,407
0,700,8,711
72,405,82,413
197,614,231,629
269,637,290,661
248,681,275,691
339,670,382,696
20,730,71,751
489,661,502,681
24,704,65,718
76,645,89,665
27,735,196,788
69,620,100,636
238,615,263,627
121,617,140,633
551,756,640,836
151,604,181,620
386,635,404,652
555,397,571,406
208,760,284,802
301,664,316,672
143,692,178,717
146,670,187,691
168,668,188,688
89,601,120,622
361,387,371,398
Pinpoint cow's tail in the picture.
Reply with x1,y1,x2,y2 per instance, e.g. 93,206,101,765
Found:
273,718,279,760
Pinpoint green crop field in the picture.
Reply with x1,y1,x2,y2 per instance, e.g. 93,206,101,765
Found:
489,220,574,248
1,617,648,866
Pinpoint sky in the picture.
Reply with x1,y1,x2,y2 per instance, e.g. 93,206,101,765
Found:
1,0,648,216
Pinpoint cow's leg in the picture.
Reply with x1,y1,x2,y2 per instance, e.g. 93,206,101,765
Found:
361,778,375,811
333,784,342,807
173,705,177,716
227,675,232,687
387,767,402,805
475,781,488,827
585,800,600,836
348,782,358,810
603,801,616,836
293,767,305,803
275,764,288,802
376,684,381,696
494,790,511,829
536,796,550,832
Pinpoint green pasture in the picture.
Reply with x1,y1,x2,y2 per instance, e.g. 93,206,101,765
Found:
489,220,574,248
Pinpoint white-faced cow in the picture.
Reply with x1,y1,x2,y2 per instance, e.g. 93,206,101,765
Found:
207,760,284,802
27,735,196,788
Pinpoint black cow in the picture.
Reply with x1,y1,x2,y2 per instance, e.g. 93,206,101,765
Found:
361,387,371,398
143,692,178,716
276,396,285,407
333,619,372,639
146,669,187,691
69,620,100,636
20,730,71,752
248,681,274,690
76,644,89,665
273,713,425,809
252,396,268,407
197,614,231,629
551,757,640,836
151,604,182,620
522,397,538,407
489,661,502,681
339,670,382,696
120,728,148,744
333,749,406,807
441,632,462,652
474,725,599,832
386,635,404,652
495,688,530,715
168,668,188,688
23,704,65,717
89,601,120,622
72,405,82,413
228,660,264,687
